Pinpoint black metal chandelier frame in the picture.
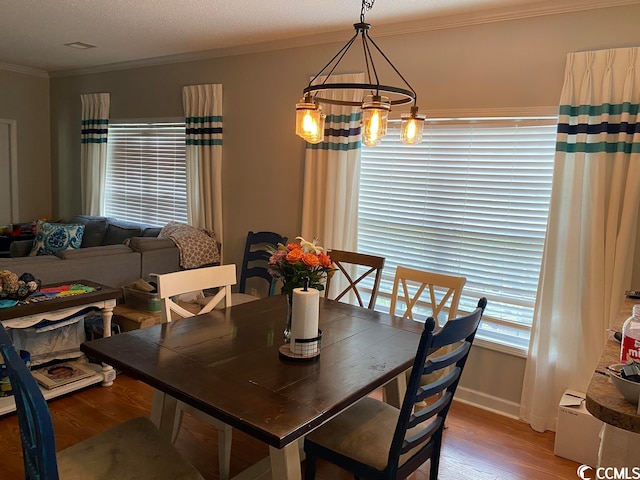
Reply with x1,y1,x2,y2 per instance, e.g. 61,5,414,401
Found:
302,0,417,108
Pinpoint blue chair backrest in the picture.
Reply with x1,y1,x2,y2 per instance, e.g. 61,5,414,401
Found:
388,297,487,477
0,324,59,480
239,231,287,296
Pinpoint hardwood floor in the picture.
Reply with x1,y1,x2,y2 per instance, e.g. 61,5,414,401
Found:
0,374,579,479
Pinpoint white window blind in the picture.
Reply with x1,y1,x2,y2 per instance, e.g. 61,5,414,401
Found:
358,117,557,353
105,122,187,225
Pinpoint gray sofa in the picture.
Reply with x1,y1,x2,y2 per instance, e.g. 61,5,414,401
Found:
0,216,181,288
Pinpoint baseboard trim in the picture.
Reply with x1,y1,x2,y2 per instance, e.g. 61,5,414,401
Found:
454,386,521,419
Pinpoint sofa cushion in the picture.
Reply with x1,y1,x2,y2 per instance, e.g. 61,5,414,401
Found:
103,223,143,245
56,244,133,260
70,215,109,247
29,221,84,256
127,237,176,252
142,227,162,237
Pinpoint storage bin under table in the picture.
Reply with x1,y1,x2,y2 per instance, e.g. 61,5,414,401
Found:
0,280,121,416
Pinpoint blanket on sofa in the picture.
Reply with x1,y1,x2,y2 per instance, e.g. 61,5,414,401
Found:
158,222,220,269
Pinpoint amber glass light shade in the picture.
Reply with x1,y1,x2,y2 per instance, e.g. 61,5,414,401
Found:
362,95,390,147
296,98,326,144
400,107,426,145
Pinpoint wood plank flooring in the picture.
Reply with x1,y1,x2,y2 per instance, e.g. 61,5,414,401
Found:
0,374,579,479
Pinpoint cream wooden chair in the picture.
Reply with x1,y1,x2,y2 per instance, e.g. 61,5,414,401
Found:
385,265,467,408
151,264,236,480
325,249,385,310
389,265,466,326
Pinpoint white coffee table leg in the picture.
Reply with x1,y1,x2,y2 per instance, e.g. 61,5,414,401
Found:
99,303,116,386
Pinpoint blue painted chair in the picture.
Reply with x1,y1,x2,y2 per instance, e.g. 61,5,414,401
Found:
238,230,288,297
303,298,487,480
0,323,204,480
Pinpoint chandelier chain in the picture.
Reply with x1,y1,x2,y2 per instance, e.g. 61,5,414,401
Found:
361,0,375,23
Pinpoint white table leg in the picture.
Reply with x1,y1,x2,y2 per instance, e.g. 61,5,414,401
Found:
269,442,302,480
383,373,407,408
99,303,116,386
150,390,179,441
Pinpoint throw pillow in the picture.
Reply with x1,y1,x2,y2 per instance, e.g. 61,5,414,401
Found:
29,221,85,256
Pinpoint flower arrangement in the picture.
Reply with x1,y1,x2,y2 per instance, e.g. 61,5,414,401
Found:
268,236,334,297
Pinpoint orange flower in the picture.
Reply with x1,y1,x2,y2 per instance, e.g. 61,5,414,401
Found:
286,243,300,252
286,248,304,264
318,252,332,268
302,253,320,268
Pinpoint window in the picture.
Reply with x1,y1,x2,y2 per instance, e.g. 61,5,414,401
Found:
358,115,558,354
104,121,187,225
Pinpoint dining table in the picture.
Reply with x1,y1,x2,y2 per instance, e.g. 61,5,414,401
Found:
81,294,424,480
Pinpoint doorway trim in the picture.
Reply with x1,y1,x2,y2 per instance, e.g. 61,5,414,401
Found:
0,118,19,223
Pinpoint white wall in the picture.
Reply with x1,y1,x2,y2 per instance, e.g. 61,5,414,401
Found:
40,3,640,414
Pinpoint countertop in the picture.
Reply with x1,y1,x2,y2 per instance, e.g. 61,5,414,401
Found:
585,296,640,433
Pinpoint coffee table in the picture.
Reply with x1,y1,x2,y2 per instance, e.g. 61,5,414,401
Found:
0,280,121,415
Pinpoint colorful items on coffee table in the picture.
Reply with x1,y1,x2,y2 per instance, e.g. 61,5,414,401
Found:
37,284,96,298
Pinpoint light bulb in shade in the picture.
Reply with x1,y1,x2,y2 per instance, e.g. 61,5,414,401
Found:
296,96,325,144
362,95,390,147
400,106,426,145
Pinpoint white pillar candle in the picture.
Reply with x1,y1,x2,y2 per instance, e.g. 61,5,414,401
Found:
290,287,319,355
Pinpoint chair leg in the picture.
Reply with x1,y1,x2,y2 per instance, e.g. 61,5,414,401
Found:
304,451,317,480
429,433,443,480
218,424,232,480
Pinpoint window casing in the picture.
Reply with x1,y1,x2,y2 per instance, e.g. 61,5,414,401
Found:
357,114,558,355
104,121,187,225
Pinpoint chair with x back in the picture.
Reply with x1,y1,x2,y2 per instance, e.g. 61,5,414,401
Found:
152,263,237,480
390,265,466,327
238,230,288,297
304,297,487,480
385,265,467,407
324,249,385,310
0,323,204,480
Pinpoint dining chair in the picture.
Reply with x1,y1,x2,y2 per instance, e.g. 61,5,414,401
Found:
390,265,466,326
325,249,385,310
304,297,487,480
0,323,204,480
386,266,467,408
237,230,288,298
153,264,236,480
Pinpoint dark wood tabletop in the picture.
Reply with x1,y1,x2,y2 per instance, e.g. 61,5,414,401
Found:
81,295,424,448
0,280,121,322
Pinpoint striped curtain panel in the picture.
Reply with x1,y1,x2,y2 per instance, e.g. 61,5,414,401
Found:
301,73,364,252
182,84,223,247
521,47,640,433
80,93,110,215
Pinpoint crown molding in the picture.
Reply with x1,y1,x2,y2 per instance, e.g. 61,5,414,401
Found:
0,62,48,78
48,0,639,78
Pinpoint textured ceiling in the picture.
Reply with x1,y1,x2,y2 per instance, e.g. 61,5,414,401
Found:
0,0,634,74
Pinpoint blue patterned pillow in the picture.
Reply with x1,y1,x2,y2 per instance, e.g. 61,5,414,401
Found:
29,221,85,256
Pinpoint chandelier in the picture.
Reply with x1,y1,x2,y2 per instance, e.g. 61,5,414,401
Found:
295,0,425,146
